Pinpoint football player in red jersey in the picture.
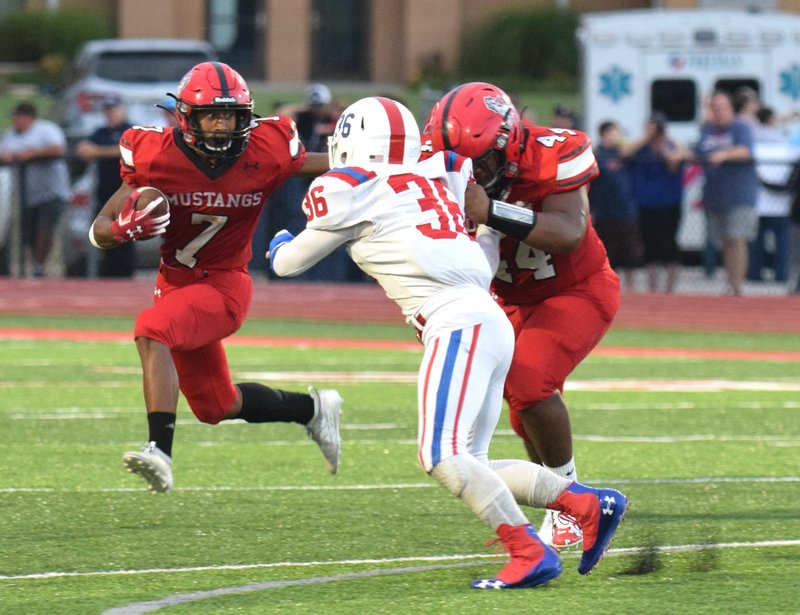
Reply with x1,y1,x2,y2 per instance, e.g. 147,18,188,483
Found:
424,83,620,549
89,62,342,493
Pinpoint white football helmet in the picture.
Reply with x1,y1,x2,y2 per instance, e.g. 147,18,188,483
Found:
327,96,421,168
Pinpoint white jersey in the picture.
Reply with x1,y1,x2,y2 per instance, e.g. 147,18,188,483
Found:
272,149,514,475
272,151,493,324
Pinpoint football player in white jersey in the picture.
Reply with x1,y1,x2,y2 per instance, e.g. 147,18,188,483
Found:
269,96,629,589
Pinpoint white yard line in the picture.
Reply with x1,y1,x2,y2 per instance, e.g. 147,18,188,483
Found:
0,538,796,583
4,375,800,391
2,475,798,495
0,540,797,615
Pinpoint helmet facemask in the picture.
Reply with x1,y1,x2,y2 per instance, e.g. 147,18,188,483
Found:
474,113,519,199
178,102,252,160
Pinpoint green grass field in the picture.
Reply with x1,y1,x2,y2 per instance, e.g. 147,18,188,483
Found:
1,316,799,614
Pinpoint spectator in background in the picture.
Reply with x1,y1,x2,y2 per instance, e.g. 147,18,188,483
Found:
747,106,797,284
257,84,364,282
159,96,179,128
589,120,642,290
622,112,687,293
550,104,579,130
693,90,759,296
75,95,135,277
792,169,800,294
0,101,70,277
733,86,761,131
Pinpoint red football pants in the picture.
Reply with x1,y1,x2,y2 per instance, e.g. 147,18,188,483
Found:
134,265,253,424
500,266,620,441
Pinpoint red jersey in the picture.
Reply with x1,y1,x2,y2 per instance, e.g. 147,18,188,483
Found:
492,124,608,305
119,117,305,271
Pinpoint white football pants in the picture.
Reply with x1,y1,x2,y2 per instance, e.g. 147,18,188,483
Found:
416,294,514,473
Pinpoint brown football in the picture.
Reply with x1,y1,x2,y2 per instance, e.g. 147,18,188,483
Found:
133,186,170,218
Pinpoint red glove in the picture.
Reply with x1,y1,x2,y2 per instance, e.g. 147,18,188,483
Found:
110,189,170,243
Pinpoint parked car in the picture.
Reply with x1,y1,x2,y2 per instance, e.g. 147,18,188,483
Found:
54,38,218,146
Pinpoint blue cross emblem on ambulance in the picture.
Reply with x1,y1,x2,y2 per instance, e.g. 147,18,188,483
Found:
779,64,800,100
599,65,632,103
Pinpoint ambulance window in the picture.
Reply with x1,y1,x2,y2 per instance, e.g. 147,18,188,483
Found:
714,79,760,98
651,80,696,122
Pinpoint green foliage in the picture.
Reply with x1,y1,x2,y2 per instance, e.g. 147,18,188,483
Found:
0,9,110,61
0,10,112,82
458,8,580,89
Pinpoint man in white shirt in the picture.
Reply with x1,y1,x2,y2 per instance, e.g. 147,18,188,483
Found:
0,102,70,276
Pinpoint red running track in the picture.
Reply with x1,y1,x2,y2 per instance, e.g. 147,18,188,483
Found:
1,278,799,334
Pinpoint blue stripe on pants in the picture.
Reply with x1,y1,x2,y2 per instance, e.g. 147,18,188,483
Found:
431,329,462,466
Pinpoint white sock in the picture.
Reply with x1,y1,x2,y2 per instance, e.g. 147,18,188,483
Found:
431,454,528,530
490,459,572,508
544,456,577,483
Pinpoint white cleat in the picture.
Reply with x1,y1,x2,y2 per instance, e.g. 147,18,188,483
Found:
307,387,342,474
539,509,583,550
122,441,173,494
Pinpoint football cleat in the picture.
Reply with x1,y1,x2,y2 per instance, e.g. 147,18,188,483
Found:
122,441,173,494
306,387,342,474
471,523,562,589
539,509,583,550
548,482,629,575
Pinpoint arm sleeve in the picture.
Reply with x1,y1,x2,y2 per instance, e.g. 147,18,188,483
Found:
271,227,352,277
475,224,501,274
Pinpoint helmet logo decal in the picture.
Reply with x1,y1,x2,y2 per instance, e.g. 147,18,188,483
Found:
483,95,513,120
177,71,192,93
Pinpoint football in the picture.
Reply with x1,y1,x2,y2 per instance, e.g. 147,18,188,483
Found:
133,186,170,218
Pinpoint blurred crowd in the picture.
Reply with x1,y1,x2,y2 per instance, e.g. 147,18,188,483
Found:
587,87,800,296
1,84,799,295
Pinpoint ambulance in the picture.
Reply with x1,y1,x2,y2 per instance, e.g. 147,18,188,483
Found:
578,8,800,250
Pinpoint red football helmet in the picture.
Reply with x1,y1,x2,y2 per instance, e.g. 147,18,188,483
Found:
171,61,253,159
423,82,524,199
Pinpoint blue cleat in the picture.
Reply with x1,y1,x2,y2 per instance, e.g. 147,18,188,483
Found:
471,523,563,589
578,488,629,575
548,482,630,575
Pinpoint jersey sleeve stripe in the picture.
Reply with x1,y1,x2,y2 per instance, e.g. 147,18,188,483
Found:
556,146,597,182
445,151,463,172
556,165,599,189
120,144,134,168
325,167,377,186
558,137,591,161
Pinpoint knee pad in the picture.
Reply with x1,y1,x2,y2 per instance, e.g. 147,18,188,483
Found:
184,385,236,425
431,454,527,528
133,307,171,346
430,455,467,497
188,404,225,425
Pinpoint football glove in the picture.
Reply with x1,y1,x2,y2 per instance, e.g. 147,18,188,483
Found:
110,189,171,243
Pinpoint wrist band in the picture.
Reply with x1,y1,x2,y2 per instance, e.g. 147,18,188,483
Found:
486,199,537,240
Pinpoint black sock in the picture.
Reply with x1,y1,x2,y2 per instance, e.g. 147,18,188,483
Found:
236,383,314,424
147,412,176,457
